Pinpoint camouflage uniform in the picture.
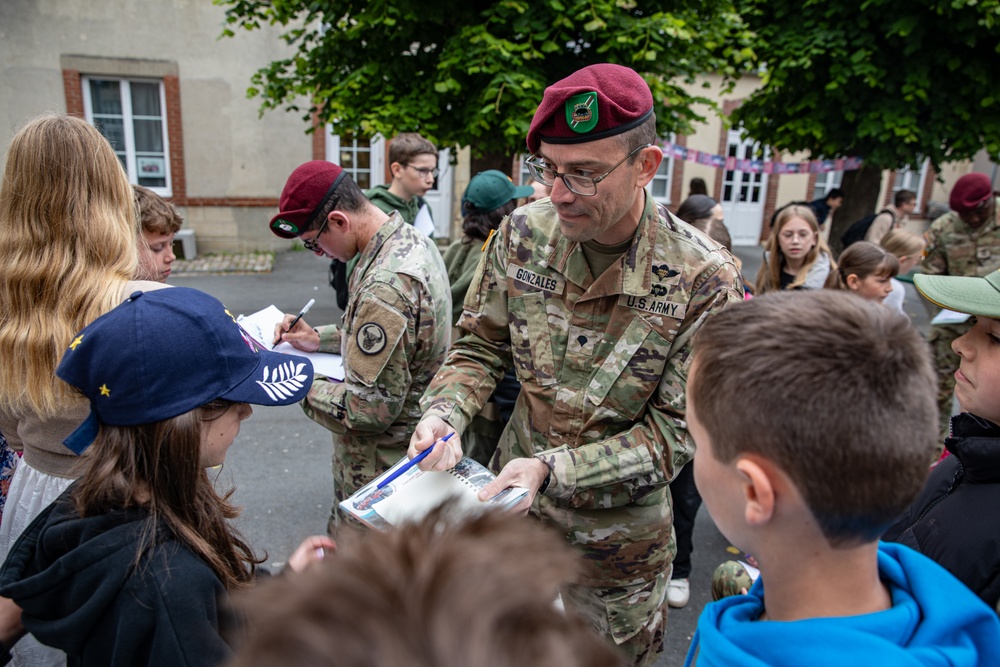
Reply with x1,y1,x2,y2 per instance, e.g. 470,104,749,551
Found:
304,212,451,527
922,199,1000,442
420,195,743,664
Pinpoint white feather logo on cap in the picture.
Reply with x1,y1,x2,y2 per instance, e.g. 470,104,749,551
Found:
257,360,310,402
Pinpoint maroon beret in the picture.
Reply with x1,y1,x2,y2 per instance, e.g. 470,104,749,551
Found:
950,172,993,214
269,161,346,238
526,64,654,154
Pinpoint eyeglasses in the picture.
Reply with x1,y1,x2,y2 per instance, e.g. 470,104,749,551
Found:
524,143,651,197
302,215,330,252
406,164,440,179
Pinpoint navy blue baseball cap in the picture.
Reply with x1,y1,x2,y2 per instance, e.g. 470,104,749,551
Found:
57,287,314,454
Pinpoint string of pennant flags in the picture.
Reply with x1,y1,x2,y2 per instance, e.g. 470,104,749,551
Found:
658,140,864,175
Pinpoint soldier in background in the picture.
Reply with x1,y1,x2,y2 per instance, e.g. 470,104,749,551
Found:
922,172,1000,443
268,161,451,531
409,64,743,666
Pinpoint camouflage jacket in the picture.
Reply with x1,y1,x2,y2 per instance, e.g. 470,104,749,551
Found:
923,198,1000,278
420,194,743,587
304,212,451,500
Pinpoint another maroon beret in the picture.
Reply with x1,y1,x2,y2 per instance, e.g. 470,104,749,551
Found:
526,64,654,154
270,161,346,238
950,172,993,214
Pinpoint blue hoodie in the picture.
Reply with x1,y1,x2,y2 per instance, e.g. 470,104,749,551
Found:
686,542,1000,667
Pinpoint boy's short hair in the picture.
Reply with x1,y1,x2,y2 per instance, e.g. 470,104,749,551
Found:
229,506,621,667
690,291,937,546
133,185,182,235
894,189,917,207
387,132,437,167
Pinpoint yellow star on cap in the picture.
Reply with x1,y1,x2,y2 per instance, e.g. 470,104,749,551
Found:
99,384,111,397
225,308,236,323
69,335,84,350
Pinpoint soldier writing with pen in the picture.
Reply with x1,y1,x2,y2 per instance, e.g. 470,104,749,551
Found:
409,64,743,667
268,161,451,533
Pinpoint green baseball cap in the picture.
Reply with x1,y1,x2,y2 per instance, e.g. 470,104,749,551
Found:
462,170,534,213
914,269,1000,318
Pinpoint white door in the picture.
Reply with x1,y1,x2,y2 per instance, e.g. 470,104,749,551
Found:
720,131,769,246
422,148,454,239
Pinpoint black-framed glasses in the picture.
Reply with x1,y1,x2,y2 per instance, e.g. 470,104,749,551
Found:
406,164,440,179
524,143,651,197
302,215,330,252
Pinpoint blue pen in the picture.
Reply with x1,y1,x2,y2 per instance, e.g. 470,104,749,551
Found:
376,432,454,489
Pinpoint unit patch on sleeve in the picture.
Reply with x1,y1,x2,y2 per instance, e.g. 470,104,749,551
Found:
506,265,565,294
345,297,406,387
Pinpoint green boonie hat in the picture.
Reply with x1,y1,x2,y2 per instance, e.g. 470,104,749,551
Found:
914,269,1000,318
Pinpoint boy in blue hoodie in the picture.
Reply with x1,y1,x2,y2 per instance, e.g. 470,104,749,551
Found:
684,290,1000,667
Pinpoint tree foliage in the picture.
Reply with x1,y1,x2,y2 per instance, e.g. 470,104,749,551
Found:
216,0,756,158
732,0,1000,173
732,0,1000,246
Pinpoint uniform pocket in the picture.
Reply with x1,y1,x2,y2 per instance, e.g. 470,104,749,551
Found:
507,293,557,386
586,318,668,420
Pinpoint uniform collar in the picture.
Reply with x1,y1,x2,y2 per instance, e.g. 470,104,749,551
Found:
353,211,405,283
547,191,658,297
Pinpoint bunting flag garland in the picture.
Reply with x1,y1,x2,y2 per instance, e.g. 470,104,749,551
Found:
660,140,863,175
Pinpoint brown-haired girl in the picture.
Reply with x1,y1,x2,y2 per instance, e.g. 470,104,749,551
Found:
755,205,836,294
0,288,331,666
826,240,900,303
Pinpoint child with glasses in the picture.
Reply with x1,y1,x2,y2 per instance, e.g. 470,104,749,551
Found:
755,204,836,294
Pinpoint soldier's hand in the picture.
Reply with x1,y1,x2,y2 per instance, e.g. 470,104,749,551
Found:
273,314,320,351
478,458,549,514
409,416,462,471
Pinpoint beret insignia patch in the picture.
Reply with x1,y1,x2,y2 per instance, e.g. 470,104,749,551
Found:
566,92,598,134
356,322,387,355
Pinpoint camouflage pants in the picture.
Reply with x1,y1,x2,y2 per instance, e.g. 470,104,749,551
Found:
930,322,970,446
462,413,503,468
561,571,669,667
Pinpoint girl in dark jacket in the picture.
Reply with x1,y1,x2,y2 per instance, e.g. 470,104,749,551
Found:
0,287,333,666
884,268,1000,611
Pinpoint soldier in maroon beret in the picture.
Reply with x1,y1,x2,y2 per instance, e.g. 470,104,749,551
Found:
410,63,744,667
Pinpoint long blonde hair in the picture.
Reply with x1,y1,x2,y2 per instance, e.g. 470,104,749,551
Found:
0,114,138,416
756,205,834,294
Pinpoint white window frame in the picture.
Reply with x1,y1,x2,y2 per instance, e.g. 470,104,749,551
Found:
650,134,677,206
82,76,171,197
895,159,930,214
812,170,843,201
325,129,386,190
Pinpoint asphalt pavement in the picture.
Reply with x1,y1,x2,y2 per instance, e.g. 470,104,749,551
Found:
173,243,933,666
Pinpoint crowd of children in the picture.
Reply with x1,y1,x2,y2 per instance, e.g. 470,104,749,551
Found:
0,110,998,667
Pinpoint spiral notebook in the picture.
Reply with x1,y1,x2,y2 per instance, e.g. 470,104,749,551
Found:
340,455,529,531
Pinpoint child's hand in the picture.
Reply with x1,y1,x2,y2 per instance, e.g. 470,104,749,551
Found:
286,535,337,573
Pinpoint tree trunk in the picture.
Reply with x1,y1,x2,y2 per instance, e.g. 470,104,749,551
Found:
828,165,884,257
471,151,517,179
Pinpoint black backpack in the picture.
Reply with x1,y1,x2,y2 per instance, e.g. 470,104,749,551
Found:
841,209,895,248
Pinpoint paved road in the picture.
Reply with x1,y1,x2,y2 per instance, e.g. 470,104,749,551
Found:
174,243,933,666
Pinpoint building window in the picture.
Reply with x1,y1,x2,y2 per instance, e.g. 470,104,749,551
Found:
812,170,843,200
336,136,373,189
649,135,676,205
82,77,171,195
895,159,929,214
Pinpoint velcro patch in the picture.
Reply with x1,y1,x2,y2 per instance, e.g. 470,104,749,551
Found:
618,294,687,319
506,265,565,295
345,298,406,387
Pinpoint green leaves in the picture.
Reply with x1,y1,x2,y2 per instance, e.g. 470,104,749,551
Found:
733,0,1000,172
216,0,757,158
